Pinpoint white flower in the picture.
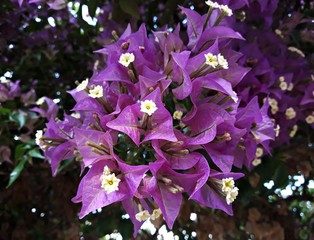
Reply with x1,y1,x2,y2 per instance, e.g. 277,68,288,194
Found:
204,53,219,68
0,77,10,84
255,147,263,158
100,173,121,194
135,210,150,222
278,76,285,82
205,0,220,9
119,52,135,67
279,81,288,91
35,130,43,146
221,178,235,193
217,53,229,69
252,158,262,167
288,46,305,57
173,110,183,120
150,208,162,220
305,115,314,124
226,187,238,205
289,124,298,138
140,100,158,116
76,79,89,92
70,112,81,119
89,85,103,98
36,97,46,105
35,130,47,150
219,5,233,16
285,107,296,120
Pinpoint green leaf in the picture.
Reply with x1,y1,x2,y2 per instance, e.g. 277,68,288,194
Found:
15,144,31,160
28,148,45,159
10,110,26,129
0,107,11,115
272,164,289,189
119,0,139,19
6,156,29,188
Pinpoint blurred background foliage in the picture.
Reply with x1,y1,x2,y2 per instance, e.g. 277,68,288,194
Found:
0,0,313,239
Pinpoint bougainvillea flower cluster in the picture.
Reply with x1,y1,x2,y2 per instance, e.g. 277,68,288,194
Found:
234,0,314,147
38,2,276,235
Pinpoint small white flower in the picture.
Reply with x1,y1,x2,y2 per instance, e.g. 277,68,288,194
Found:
173,110,183,120
289,124,298,138
150,208,162,220
70,112,81,119
204,53,219,68
0,77,10,84
221,178,235,193
287,83,294,91
89,85,103,98
135,210,150,222
285,107,296,120
35,130,43,146
219,5,233,16
252,158,262,167
217,53,229,69
288,46,305,57
305,115,314,124
140,100,158,116
36,97,46,105
226,187,238,205
205,0,220,9
76,79,89,92
119,52,135,67
278,76,285,82
100,173,121,194
255,147,263,158
279,81,288,91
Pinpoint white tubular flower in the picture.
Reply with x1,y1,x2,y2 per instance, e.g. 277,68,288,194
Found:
100,173,121,194
285,107,296,120
305,115,314,124
119,52,135,67
278,76,285,82
289,125,298,138
173,110,183,120
279,81,288,91
288,47,305,57
89,85,103,98
255,147,263,158
140,100,158,116
252,158,262,167
205,0,220,9
36,97,46,105
0,77,10,84
219,5,233,16
76,79,89,92
275,29,284,38
204,53,219,68
135,210,150,222
221,178,235,193
217,53,229,69
226,187,238,205
150,208,162,220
